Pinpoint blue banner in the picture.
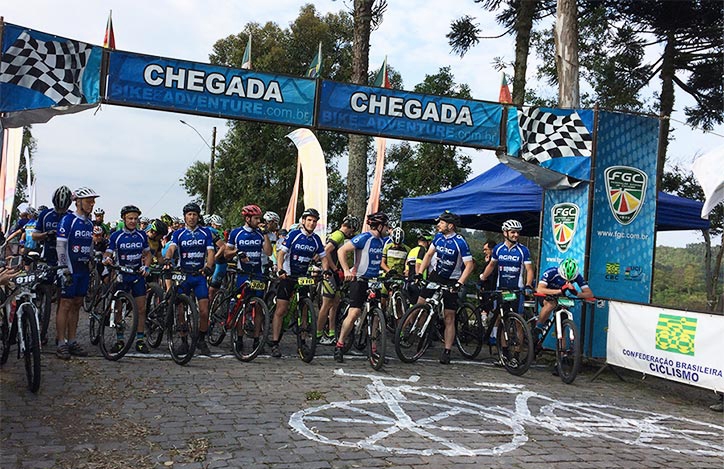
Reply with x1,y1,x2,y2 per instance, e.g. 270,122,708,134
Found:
588,111,659,303
316,81,503,149
106,50,316,126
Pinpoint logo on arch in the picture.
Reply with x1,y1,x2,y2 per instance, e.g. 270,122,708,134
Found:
551,202,579,253
604,165,648,225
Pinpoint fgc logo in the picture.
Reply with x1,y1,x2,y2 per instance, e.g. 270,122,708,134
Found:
551,203,579,253
604,165,648,225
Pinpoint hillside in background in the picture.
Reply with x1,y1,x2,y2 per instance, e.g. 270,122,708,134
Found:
653,243,723,311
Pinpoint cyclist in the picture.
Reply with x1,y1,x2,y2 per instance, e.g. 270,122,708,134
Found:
270,208,330,358
405,234,431,302
417,211,475,365
139,216,150,231
381,227,409,276
19,207,40,254
103,205,152,354
55,187,100,359
334,211,390,363
93,207,110,236
206,214,229,306
163,202,215,356
225,204,272,293
479,219,535,313
534,258,593,342
145,219,168,264
317,215,360,345
261,211,281,267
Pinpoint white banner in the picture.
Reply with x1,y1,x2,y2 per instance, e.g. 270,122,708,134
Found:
607,301,724,392
286,128,328,237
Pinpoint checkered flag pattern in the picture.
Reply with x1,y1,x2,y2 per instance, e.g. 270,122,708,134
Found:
518,108,592,164
0,31,92,106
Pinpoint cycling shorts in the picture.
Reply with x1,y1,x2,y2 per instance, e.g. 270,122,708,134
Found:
116,274,147,298
419,272,458,310
276,277,312,302
61,272,90,299
235,273,264,299
178,274,209,300
322,270,343,299
209,262,228,289
348,279,369,309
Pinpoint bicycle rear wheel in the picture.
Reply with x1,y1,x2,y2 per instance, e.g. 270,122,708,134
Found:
556,317,582,384
144,283,165,348
168,294,199,365
394,304,433,363
368,307,386,370
207,291,231,346
83,268,101,312
296,297,318,363
497,311,534,376
231,296,269,362
385,290,407,334
455,303,484,359
20,305,41,393
334,299,354,353
99,291,138,361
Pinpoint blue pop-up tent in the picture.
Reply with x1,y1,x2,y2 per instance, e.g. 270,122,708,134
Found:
401,163,710,235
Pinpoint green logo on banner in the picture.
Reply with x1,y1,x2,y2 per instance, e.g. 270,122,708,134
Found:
552,203,579,253
604,165,648,225
655,314,696,356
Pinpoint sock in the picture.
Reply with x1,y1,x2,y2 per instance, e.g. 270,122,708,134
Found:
316,331,323,338
136,332,144,341
336,341,344,349
327,329,335,337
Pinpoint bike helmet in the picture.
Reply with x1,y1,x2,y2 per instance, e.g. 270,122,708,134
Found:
52,185,72,211
242,204,263,217
366,211,389,227
390,227,405,245
342,215,361,232
558,258,579,282
301,208,320,219
436,210,461,226
38,205,48,212
72,186,100,200
160,213,173,225
172,216,182,224
148,219,168,235
25,206,38,217
501,219,523,232
93,207,105,216
209,214,223,226
120,205,141,217
182,202,201,215
263,211,281,224
139,216,149,224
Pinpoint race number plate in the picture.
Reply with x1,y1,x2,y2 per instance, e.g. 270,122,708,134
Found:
426,282,440,290
297,277,315,286
502,291,518,302
558,297,575,308
171,273,187,283
249,280,266,291
368,281,382,290
15,274,36,285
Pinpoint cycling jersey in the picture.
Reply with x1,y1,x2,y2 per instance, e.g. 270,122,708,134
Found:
539,267,589,291
491,242,532,289
406,246,428,280
227,226,266,275
350,231,385,279
430,232,473,281
326,230,347,268
262,231,278,266
280,228,326,277
23,219,38,250
107,229,150,269
34,208,70,265
382,243,409,274
168,226,213,272
57,213,94,274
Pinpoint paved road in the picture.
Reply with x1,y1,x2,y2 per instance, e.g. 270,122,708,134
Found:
1,327,722,469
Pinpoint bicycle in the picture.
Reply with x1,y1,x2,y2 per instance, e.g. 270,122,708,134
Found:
0,252,60,393
85,252,110,346
393,280,456,363
382,274,410,334
268,274,319,363
207,273,270,362
455,288,534,376
530,292,593,384
96,264,142,361
143,267,200,365
335,278,387,370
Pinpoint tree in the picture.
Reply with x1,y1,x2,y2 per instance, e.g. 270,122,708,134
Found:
554,0,579,107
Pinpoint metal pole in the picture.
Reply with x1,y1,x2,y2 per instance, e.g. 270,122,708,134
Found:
206,126,217,214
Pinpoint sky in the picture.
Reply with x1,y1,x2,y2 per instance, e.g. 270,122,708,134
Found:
3,0,722,247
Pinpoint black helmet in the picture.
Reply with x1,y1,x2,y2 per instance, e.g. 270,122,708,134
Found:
342,214,361,232
148,219,168,235
366,211,389,227
183,202,202,215
120,205,141,217
301,208,320,219
436,210,461,226
52,185,72,212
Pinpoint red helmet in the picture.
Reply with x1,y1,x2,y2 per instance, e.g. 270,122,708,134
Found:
242,204,262,217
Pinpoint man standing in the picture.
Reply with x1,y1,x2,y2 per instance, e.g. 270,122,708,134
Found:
55,187,100,359
417,211,475,364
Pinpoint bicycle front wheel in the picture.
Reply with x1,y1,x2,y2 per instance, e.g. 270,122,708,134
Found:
35,285,53,345
394,304,433,363
207,292,231,346
497,311,534,376
99,291,139,361
368,307,386,370
335,300,354,354
167,294,199,365
231,296,269,362
386,290,407,334
296,297,318,363
455,303,484,359
83,268,101,312
144,283,165,349
20,305,42,393
556,317,582,384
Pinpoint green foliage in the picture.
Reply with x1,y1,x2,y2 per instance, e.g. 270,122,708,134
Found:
653,244,723,311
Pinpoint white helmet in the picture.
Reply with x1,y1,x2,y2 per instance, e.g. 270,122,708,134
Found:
501,219,522,232
93,207,105,215
390,227,405,245
209,214,223,226
72,187,100,200
263,211,280,224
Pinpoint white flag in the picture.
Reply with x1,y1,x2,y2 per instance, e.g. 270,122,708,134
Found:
692,145,724,219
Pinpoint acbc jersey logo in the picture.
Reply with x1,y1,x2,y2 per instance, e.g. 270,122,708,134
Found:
604,165,647,225
551,203,579,253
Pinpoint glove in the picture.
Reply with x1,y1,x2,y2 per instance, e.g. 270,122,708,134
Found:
524,285,534,296
413,273,423,281
259,226,268,235
452,282,463,293
202,266,214,277
561,284,577,297
277,269,287,278
387,269,398,277
46,230,57,244
140,266,151,277
323,269,334,278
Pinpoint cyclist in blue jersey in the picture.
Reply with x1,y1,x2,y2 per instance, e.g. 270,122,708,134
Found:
55,187,100,359
163,202,215,356
19,207,39,254
225,205,272,289
333,211,390,363
270,208,330,358
479,219,535,313
32,186,73,266
103,205,152,354
417,211,475,364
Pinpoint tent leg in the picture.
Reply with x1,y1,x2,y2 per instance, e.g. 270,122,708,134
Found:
590,362,625,383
